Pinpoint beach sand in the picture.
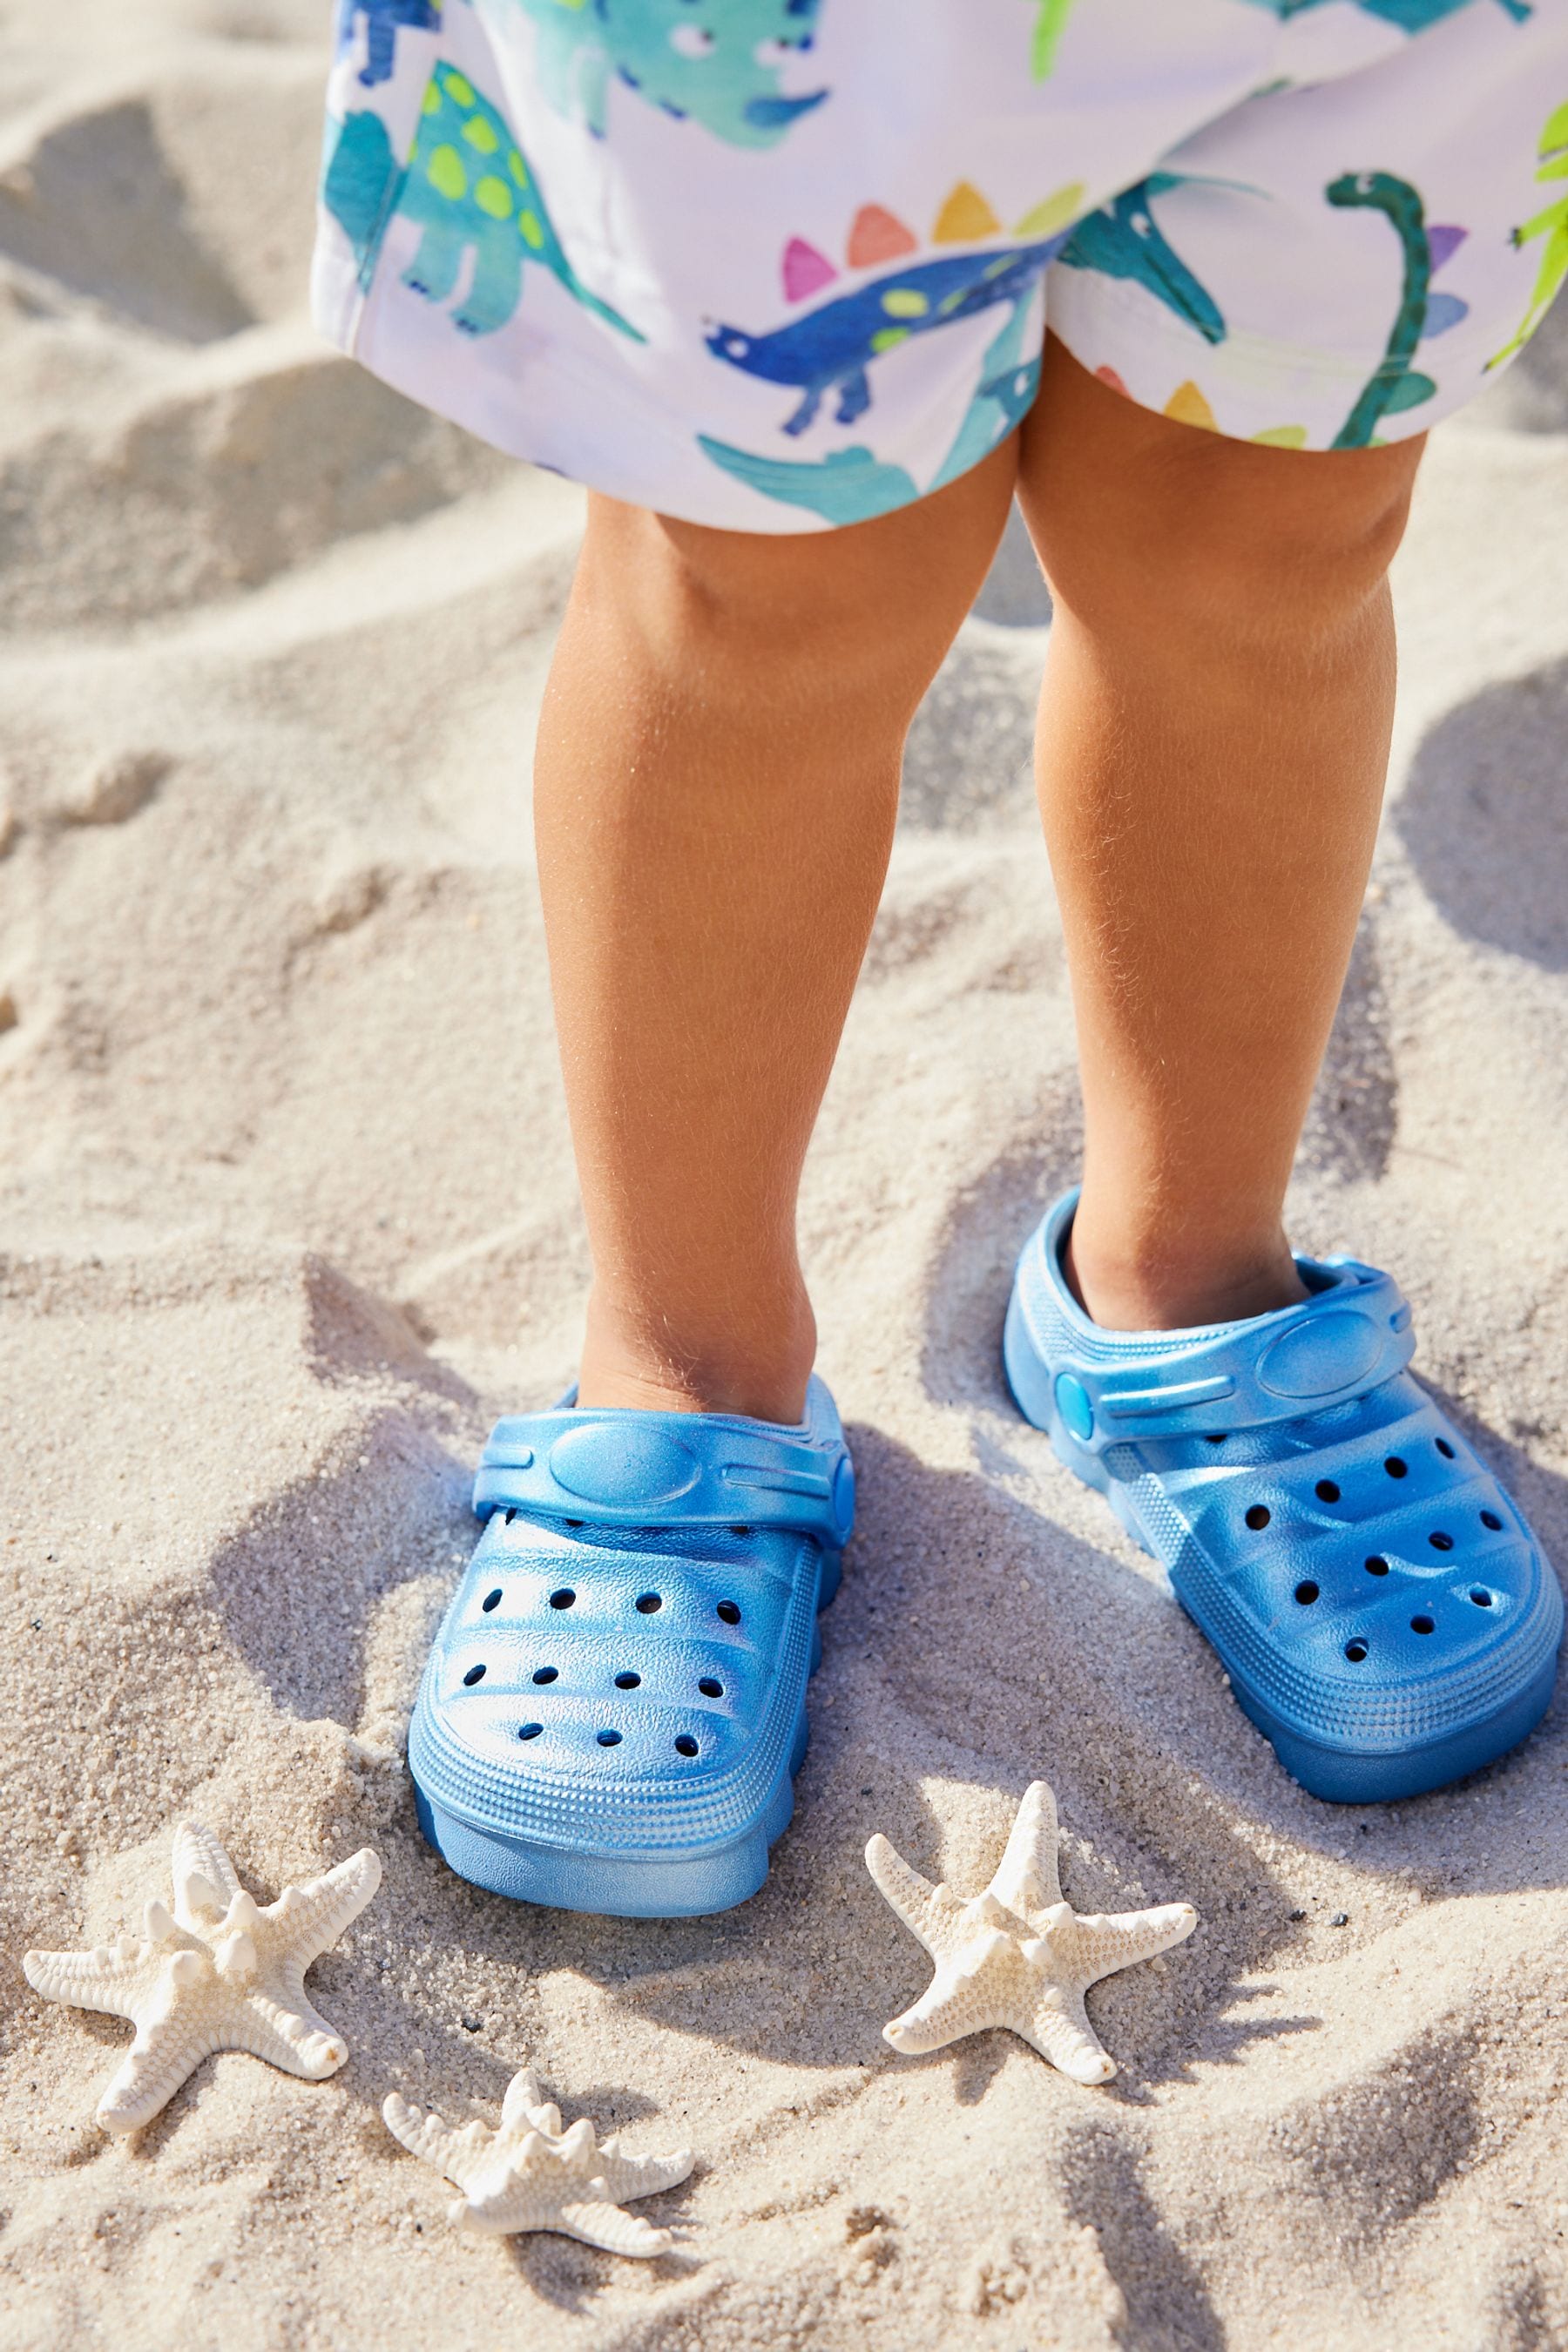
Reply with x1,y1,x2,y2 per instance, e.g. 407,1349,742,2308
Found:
3,5,1568,2344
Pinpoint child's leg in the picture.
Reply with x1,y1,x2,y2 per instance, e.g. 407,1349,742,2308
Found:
1016,340,1425,1334
534,445,1017,1422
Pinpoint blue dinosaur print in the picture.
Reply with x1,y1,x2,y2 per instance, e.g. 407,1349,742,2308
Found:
513,0,828,147
699,288,1044,524
705,238,1069,436
321,67,644,339
1240,0,1529,27
1057,177,1226,345
335,0,441,87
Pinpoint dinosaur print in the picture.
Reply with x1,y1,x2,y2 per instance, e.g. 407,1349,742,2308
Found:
1487,98,1568,369
1240,0,1529,28
705,236,1069,436
1327,171,1436,448
699,289,1044,522
321,65,644,339
335,0,440,87
1057,177,1226,345
512,0,828,147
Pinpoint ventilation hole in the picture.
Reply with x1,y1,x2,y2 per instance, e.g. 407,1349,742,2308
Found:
481,1589,503,1613
1470,1587,1493,1607
698,1676,724,1698
517,1721,542,1740
1294,1580,1320,1605
1315,1479,1341,1504
551,1589,578,1612
1344,1640,1369,1663
1203,1434,1227,1446
716,1599,742,1625
634,1592,663,1615
1481,1510,1503,1531
1384,1456,1408,1479
730,1524,754,1537
1245,1504,1271,1531
597,1728,621,1747
1410,1614,1435,1635
1436,1437,1455,1459
614,1671,641,1690
564,1517,584,1529
673,1734,699,1757
462,1663,486,1686
531,1666,558,1686
1428,1531,1454,1552
1365,1555,1389,1577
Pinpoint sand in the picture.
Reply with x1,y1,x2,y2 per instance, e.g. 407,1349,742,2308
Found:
3,5,1568,2346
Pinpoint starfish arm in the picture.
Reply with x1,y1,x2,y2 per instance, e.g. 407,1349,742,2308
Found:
500,2064,549,2132
594,2140,694,2203
382,2090,470,2179
882,1936,1012,2055
1068,1901,1198,1987
260,1848,382,1965
95,2004,213,2132
172,1822,240,1930
24,1942,161,2022
235,1983,350,2079
557,2197,672,2257
991,1781,1066,1923
865,1835,964,1956
1018,1984,1116,2086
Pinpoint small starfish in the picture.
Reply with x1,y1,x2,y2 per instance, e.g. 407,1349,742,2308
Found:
383,2061,693,2254
23,1821,382,2133
867,1781,1196,2085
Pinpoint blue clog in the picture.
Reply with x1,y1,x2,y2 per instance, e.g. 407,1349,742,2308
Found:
1005,1190,1562,1801
409,1377,854,1916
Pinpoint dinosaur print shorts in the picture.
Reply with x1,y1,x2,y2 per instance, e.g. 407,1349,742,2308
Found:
314,0,1568,532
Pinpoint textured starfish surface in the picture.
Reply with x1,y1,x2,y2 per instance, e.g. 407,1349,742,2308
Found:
867,1780,1197,2085
23,1821,382,2133
383,2060,693,2253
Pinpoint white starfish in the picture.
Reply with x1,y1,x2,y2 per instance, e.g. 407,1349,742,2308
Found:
23,1821,382,2133
383,2061,693,2254
867,1781,1196,2085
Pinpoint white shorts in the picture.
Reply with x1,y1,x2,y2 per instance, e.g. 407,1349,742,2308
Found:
313,0,1568,530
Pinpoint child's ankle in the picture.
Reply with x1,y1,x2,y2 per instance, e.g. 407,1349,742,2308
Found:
1064,1219,1308,1334
576,1292,816,1423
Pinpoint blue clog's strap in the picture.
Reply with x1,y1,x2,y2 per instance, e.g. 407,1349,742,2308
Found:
1044,1257,1416,1455
473,1408,855,1545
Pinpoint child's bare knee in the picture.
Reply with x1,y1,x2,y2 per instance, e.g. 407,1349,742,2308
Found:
1027,409,1422,652
577,449,1015,715
1156,441,1419,639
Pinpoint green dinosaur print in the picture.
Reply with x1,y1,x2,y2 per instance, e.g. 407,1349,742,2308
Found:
1327,172,1438,449
514,0,828,147
1027,0,1078,78
1488,98,1568,369
321,66,644,341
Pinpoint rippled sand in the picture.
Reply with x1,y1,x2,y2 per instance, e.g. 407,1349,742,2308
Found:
3,6,1568,2343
